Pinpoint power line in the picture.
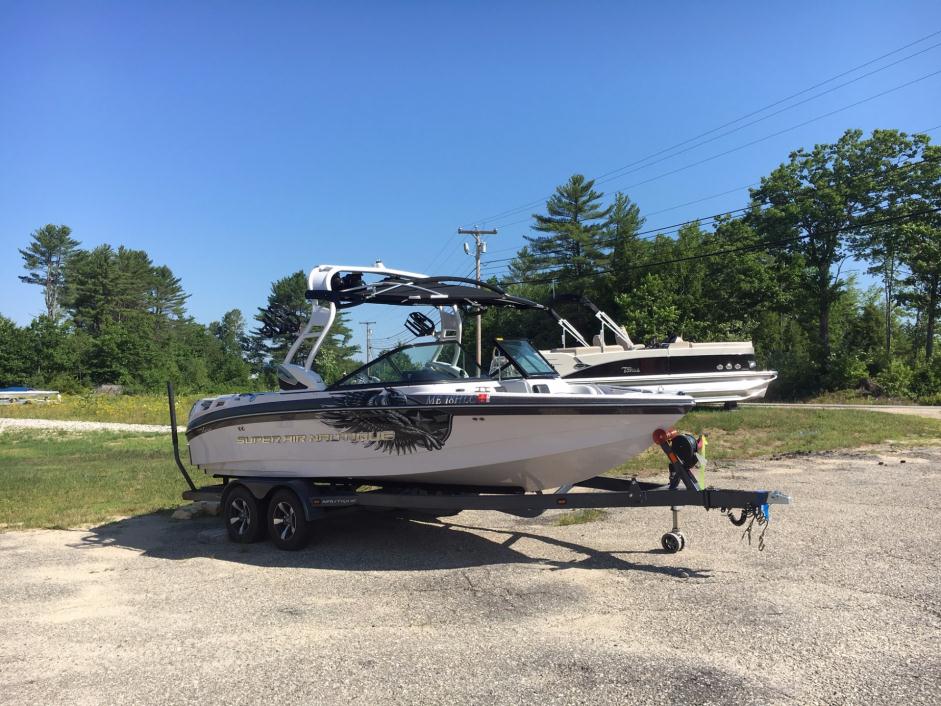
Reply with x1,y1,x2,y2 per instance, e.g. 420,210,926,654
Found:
480,128,941,275
480,205,753,268
436,103,938,281
475,181,762,261
481,151,941,273
643,182,760,218
479,207,755,271
461,29,941,228
483,151,941,278
483,67,941,236
590,41,941,187
493,207,941,288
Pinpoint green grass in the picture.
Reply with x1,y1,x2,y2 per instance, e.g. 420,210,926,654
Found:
554,508,607,526
614,406,941,476
1,406,939,530
0,430,212,529
803,389,920,406
0,392,208,426
3,391,939,428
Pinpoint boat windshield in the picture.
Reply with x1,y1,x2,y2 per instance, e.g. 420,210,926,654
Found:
491,339,558,379
333,342,482,388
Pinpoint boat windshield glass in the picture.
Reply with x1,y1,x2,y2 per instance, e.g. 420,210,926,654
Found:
333,342,482,388
491,339,558,379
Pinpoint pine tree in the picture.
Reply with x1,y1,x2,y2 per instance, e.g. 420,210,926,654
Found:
607,192,645,293
19,224,79,320
148,265,189,320
526,174,612,279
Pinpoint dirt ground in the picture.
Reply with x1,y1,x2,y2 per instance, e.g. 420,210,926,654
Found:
1,446,939,705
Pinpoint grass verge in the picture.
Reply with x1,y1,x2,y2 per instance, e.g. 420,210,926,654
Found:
0,392,207,426
0,407,939,530
0,430,212,529
554,509,607,526
802,389,920,406
614,406,941,476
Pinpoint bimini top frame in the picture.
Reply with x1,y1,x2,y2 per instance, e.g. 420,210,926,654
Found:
305,266,544,311
282,264,546,383
550,294,635,350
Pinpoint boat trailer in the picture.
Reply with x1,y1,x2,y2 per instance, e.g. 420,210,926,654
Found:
168,384,790,552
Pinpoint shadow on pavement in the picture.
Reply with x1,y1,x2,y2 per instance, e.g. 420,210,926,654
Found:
74,510,710,578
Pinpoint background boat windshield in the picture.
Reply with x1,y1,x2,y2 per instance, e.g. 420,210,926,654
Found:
494,339,558,379
333,342,481,387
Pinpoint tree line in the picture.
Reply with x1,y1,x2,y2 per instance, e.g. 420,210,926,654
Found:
1,229,358,393
482,128,941,401
2,127,938,401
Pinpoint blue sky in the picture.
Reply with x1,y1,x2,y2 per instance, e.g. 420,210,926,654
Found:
1,1,939,355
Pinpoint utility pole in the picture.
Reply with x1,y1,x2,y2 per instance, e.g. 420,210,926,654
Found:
359,321,376,362
458,226,497,368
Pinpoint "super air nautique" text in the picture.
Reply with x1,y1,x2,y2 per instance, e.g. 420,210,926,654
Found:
236,431,395,444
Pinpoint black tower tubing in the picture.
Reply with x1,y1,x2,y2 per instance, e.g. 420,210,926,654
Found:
167,381,197,492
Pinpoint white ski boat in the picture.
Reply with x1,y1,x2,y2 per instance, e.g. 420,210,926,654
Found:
185,265,694,491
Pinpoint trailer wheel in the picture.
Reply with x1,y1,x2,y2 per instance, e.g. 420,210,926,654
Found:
224,486,265,543
661,531,684,553
267,489,311,551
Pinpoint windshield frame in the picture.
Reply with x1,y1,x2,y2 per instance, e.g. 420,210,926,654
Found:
329,340,486,390
492,338,559,380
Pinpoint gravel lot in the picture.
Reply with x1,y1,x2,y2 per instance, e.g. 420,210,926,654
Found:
0,417,175,434
1,446,939,705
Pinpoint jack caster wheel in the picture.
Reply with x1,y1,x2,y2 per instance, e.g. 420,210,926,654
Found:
661,531,686,553
267,489,312,551
224,486,265,544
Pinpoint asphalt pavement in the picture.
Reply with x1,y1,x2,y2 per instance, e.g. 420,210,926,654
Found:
1,445,939,705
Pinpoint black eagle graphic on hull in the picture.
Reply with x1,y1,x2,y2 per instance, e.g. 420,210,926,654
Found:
320,389,453,454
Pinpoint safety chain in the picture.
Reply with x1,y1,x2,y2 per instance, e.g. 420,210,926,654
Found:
722,505,770,551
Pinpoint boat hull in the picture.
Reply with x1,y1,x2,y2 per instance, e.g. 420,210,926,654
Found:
186,395,689,491
565,371,778,404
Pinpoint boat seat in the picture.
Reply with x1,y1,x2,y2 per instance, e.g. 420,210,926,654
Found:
550,346,604,354
591,335,632,351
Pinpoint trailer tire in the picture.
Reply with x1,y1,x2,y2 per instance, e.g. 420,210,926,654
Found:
267,489,312,551
661,531,683,553
224,486,265,544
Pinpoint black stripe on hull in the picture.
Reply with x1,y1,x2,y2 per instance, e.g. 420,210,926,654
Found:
563,354,759,378
186,400,692,440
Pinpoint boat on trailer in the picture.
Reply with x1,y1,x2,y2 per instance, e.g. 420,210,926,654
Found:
186,265,693,490
540,295,778,407
172,264,789,551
